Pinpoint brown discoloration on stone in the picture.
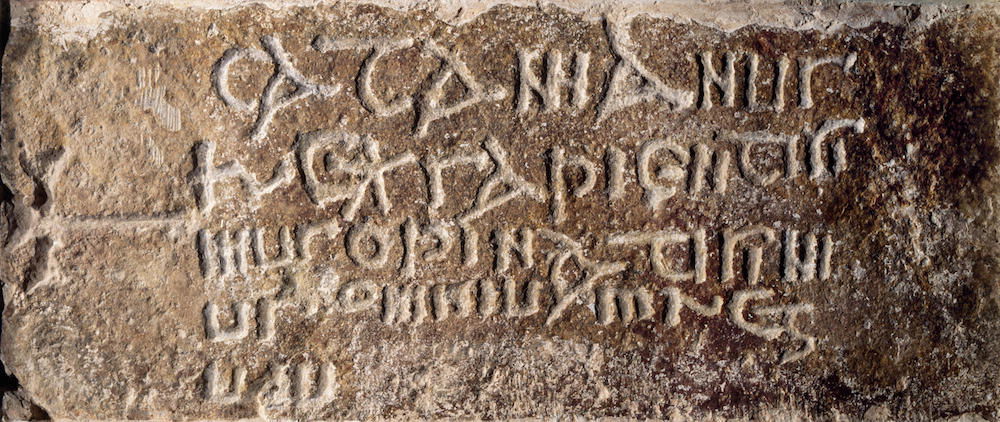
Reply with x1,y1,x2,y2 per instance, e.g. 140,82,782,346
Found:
1,2,999,420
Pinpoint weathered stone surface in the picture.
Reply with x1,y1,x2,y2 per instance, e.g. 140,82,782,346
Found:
1,0,999,419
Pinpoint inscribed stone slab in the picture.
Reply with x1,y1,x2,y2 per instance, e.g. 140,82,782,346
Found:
1,1,999,419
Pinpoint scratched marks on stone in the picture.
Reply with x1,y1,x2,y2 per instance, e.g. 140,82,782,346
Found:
137,67,182,132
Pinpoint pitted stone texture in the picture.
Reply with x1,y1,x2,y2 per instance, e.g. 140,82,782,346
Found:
1,1,999,420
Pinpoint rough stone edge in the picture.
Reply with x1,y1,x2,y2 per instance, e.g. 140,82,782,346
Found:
6,0,1000,44
0,0,53,418
0,0,998,421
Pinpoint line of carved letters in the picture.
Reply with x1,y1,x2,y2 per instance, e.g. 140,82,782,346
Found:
214,29,859,139
198,220,832,286
203,359,337,410
195,24,868,404
202,281,814,406
190,119,865,222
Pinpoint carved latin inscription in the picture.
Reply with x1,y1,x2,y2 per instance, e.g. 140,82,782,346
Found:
517,49,591,113
16,23,871,396
6,5,970,419
213,28,860,140
203,359,338,409
296,130,417,221
213,35,341,141
597,19,695,120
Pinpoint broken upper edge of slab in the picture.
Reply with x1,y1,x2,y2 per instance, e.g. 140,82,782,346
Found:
9,0,1000,44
